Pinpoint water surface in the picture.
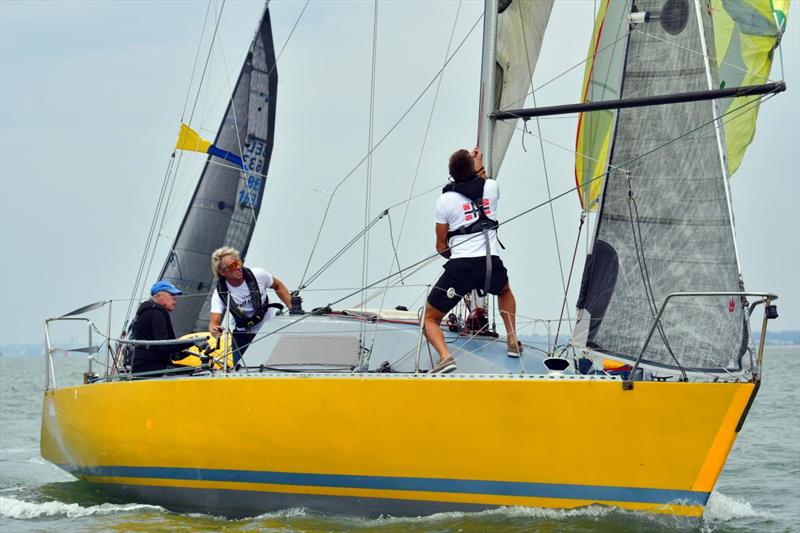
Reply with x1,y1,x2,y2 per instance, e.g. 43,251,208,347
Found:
2,347,798,532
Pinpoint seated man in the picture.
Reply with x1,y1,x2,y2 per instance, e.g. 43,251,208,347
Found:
130,280,184,376
423,146,521,374
208,246,292,364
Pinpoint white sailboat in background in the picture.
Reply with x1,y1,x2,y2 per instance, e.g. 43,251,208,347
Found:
40,0,789,518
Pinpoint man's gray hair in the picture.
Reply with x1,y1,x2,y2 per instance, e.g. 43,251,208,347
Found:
211,246,241,277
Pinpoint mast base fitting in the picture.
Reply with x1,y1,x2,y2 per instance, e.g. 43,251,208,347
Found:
766,305,778,319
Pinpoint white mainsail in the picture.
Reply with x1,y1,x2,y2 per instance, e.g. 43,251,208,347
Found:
478,0,553,177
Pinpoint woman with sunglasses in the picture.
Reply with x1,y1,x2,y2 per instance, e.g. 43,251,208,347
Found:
208,246,292,364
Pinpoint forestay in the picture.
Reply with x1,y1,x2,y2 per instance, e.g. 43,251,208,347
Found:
160,7,278,335
572,0,775,372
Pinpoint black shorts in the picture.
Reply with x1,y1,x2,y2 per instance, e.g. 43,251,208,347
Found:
427,256,509,313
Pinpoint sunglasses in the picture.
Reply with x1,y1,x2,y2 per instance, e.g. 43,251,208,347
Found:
220,260,242,274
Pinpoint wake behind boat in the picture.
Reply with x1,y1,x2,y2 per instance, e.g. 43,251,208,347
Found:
41,0,789,518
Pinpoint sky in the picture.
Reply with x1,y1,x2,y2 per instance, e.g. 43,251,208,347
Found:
1,0,798,347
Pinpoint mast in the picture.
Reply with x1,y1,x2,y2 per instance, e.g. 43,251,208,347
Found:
478,0,498,177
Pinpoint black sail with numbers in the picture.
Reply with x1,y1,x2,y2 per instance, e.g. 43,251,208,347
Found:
159,6,278,335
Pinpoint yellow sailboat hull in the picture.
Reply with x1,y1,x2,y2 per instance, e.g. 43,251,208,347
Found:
40,374,754,517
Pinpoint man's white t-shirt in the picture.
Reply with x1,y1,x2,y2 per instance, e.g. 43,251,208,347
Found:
210,267,276,333
434,179,500,259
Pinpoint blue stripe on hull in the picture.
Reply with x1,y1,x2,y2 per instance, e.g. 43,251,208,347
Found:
69,465,710,505
98,482,495,518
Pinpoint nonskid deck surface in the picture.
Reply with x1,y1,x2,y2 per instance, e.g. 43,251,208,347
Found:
208,314,570,375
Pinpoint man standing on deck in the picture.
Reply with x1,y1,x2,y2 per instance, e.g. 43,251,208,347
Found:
423,146,521,374
130,280,184,376
209,246,292,364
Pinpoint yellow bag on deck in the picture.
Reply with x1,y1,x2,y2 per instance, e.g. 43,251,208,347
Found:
172,332,234,370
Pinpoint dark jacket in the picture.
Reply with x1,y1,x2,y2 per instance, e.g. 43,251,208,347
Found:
131,300,178,374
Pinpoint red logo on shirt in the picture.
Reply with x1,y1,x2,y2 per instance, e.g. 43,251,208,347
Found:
463,199,491,221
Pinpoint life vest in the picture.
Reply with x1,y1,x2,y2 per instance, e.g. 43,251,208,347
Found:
442,177,504,294
216,267,283,330
442,177,500,244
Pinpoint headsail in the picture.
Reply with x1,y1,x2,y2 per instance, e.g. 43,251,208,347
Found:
572,0,782,373
574,0,630,211
576,0,788,209
161,7,278,335
713,0,790,176
478,0,553,177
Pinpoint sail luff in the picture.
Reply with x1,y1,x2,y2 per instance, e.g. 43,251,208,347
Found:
582,1,634,259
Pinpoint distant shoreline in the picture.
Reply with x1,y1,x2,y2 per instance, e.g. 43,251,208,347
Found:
2,339,799,357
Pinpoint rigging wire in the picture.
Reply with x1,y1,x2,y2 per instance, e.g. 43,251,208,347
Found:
269,0,311,80
301,212,388,292
297,89,776,328
139,0,313,309
385,212,404,290
498,26,635,113
297,183,442,293
124,156,179,325
134,1,229,310
553,213,585,346
632,26,776,84
296,11,485,291
624,171,683,372
124,3,224,325
368,0,465,350
220,0,314,265
501,7,774,120
516,5,572,332
362,0,380,362
384,0,464,285
180,1,214,123
187,1,226,128
201,89,780,359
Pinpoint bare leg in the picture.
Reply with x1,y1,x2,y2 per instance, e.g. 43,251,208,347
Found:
422,304,450,361
497,284,518,345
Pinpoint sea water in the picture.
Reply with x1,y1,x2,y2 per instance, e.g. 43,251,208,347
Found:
1,347,798,532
